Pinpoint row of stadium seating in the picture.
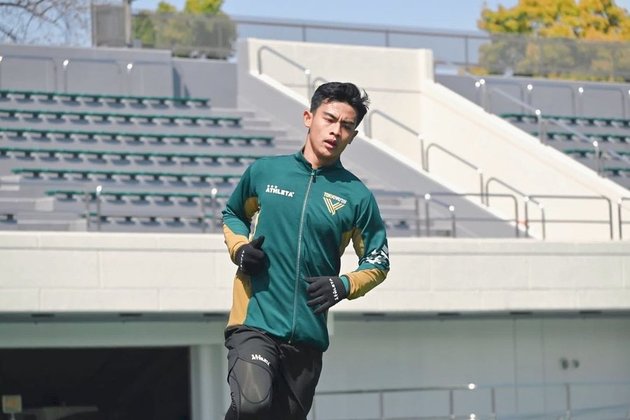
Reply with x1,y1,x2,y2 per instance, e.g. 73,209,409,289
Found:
0,107,242,126
0,88,440,236
500,112,630,187
0,87,272,232
438,75,630,190
0,88,211,107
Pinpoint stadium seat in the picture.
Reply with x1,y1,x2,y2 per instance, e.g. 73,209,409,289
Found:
0,108,242,126
0,88,210,107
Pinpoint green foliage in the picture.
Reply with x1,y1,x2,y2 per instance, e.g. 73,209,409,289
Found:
156,2,178,14
133,11,156,47
132,0,235,59
184,0,223,15
476,0,630,81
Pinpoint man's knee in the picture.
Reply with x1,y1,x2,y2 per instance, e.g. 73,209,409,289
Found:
228,359,273,419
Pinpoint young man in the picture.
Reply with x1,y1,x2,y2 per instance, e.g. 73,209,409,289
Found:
221,81,390,420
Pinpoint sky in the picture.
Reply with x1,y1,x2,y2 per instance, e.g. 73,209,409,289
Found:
132,0,630,33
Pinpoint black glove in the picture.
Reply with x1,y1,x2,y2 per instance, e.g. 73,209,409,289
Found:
306,276,348,315
235,236,266,275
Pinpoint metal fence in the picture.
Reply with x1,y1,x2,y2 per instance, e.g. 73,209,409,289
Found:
310,381,630,420
77,11,630,81
132,12,236,59
477,33,630,82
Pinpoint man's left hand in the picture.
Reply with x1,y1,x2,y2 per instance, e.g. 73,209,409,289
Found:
306,276,348,314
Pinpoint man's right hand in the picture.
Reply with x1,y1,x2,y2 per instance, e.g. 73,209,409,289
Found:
235,236,266,275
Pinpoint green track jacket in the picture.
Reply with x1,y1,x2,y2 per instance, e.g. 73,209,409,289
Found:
222,151,390,351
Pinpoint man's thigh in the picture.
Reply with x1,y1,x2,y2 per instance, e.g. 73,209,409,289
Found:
225,327,280,419
271,342,323,420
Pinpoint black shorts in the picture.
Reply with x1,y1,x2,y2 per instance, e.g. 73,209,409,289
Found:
224,325,323,420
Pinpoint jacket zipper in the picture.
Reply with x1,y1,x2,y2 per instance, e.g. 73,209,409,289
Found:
289,169,316,343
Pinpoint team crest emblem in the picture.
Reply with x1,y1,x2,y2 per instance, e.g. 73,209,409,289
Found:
323,192,347,215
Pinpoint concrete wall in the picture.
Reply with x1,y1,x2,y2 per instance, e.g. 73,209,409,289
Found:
240,38,431,165
319,316,630,419
1,232,628,315
0,43,173,95
0,44,238,107
438,73,630,119
173,58,237,107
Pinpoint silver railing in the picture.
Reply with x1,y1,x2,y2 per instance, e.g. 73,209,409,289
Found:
311,383,478,420
232,15,488,69
256,45,313,96
311,381,630,420
232,15,630,81
619,197,630,240
80,185,224,233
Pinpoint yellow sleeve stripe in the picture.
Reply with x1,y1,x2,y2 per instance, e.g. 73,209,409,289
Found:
244,196,259,220
344,268,388,299
223,224,249,264
227,272,252,327
223,196,260,262
339,228,356,256
352,227,365,257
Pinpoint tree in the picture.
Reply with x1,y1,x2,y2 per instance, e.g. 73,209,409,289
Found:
157,1,177,14
0,0,90,45
184,0,223,15
476,0,630,80
480,0,630,40
132,0,236,59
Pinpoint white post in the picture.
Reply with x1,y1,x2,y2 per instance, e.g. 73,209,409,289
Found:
123,0,132,47
190,344,227,420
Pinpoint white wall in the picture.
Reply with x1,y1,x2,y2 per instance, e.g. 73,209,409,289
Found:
242,38,430,165
1,232,628,315
316,317,630,419
0,43,173,95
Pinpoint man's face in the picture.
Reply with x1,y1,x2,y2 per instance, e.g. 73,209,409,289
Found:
303,100,359,168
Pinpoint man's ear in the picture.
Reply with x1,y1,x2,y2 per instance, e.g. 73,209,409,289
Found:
348,130,359,144
303,110,312,128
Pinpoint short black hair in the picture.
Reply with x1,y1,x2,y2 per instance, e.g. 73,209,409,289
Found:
310,82,370,127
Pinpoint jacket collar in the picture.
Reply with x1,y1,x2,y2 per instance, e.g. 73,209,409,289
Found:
294,149,344,173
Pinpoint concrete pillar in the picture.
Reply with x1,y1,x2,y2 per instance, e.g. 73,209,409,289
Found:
190,344,227,420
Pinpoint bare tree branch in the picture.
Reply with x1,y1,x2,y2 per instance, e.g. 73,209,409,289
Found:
0,0,91,45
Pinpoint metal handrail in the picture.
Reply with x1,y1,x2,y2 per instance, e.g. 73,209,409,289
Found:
485,176,544,238
312,383,476,420
422,193,456,237
364,109,425,169
428,191,520,238
201,187,220,233
473,81,606,174
463,72,630,119
528,194,614,240
84,185,103,232
376,190,521,238
256,45,312,97
312,380,630,420
233,15,487,68
618,197,630,240
425,142,484,199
